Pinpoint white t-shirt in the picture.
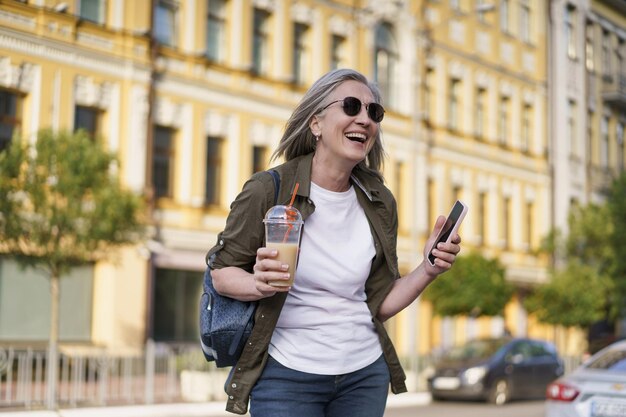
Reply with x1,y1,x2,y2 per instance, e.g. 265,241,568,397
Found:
268,182,382,375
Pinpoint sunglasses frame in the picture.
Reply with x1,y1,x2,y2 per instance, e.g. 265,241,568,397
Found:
319,96,385,123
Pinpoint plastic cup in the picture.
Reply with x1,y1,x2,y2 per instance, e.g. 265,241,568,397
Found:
263,205,303,287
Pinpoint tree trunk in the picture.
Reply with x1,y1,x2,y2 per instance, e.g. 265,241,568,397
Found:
46,272,59,409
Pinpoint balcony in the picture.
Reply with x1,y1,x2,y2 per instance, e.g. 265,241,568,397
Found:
602,73,626,111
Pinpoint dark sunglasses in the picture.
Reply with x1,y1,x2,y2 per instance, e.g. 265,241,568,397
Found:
319,96,385,123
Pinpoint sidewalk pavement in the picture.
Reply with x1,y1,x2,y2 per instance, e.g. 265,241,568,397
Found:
0,392,431,417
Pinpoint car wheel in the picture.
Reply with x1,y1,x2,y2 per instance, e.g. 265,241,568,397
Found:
489,379,509,406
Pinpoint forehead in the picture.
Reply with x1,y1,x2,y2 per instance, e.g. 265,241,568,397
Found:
330,80,374,102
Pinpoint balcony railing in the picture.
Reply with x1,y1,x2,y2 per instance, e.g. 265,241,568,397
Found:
601,72,626,110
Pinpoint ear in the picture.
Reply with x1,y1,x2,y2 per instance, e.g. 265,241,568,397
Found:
309,115,321,137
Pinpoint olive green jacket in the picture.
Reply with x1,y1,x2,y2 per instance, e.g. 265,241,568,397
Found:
207,153,407,415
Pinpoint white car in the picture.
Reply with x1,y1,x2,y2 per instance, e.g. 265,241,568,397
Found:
545,339,626,417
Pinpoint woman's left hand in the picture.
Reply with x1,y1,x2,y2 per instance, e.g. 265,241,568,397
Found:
423,215,462,277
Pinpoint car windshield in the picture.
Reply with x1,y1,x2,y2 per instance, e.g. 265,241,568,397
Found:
444,339,508,361
586,349,626,372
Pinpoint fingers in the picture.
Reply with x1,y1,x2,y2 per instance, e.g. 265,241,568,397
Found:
254,247,291,293
427,233,462,270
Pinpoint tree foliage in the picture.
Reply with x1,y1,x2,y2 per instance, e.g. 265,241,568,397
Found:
423,252,514,317
606,173,626,319
528,174,626,328
0,129,146,274
524,261,610,328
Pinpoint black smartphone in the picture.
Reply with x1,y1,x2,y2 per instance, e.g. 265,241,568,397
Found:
427,200,468,266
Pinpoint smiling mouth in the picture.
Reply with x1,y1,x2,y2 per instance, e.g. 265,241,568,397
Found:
345,133,367,143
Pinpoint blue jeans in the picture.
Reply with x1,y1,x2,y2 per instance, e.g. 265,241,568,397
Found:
249,354,390,417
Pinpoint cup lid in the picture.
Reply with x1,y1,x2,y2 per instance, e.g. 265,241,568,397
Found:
263,205,303,224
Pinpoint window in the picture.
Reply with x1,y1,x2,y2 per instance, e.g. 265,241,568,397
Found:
79,0,104,23
498,96,509,146
478,192,487,246
617,122,624,172
587,111,594,161
206,0,227,62
205,136,223,205
424,68,434,122
154,0,179,47
477,0,489,23
500,0,509,33
427,178,435,229
475,88,486,138
617,40,624,79
153,126,175,198
293,22,309,85
586,22,595,72
452,185,461,205
0,89,20,152
525,201,533,249
600,116,609,167
448,79,460,131
330,34,345,71
152,268,203,342
602,30,611,76
565,5,576,59
567,100,576,156
252,145,267,174
394,161,404,225
374,22,397,106
74,105,100,139
0,259,93,341
520,0,531,43
252,8,270,75
502,196,511,249
521,103,531,152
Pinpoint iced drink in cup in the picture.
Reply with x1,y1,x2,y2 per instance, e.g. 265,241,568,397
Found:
263,205,303,287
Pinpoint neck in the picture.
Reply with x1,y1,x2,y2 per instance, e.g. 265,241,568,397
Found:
311,152,354,192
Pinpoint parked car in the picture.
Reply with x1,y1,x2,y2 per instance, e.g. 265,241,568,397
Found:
427,337,564,405
545,339,626,417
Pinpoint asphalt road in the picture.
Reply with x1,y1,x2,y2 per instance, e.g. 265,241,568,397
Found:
385,399,545,417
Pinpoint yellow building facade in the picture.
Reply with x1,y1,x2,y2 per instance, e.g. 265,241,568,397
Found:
1,0,623,358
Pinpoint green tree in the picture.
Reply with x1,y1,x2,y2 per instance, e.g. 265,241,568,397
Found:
423,252,514,317
607,172,626,320
0,129,145,406
524,261,610,328
527,201,615,330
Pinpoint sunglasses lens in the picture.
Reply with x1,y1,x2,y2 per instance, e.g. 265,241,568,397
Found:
369,104,385,123
342,97,362,116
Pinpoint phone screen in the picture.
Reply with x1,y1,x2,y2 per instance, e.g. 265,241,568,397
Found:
428,201,467,265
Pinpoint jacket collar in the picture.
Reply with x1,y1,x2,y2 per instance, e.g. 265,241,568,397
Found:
293,152,382,203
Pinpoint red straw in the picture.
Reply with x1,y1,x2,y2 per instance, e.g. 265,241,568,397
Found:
282,183,300,243
288,183,299,207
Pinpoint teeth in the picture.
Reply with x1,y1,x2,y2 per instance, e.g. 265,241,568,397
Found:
345,133,366,142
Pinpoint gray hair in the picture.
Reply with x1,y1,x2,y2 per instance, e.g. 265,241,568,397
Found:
271,68,386,181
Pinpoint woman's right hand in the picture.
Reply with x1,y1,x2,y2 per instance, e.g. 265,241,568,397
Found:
253,247,292,296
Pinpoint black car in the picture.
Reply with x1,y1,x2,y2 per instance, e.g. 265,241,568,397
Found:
427,337,564,405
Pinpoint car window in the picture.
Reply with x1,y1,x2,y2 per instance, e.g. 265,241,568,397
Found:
509,341,533,360
586,349,626,372
445,339,508,360
529,341,555,358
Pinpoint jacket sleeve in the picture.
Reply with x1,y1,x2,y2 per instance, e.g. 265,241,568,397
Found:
207,172,275,272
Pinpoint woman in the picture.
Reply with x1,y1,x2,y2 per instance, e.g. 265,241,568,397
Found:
209,68,462,416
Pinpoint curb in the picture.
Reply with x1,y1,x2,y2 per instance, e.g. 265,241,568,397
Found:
0,392,432,417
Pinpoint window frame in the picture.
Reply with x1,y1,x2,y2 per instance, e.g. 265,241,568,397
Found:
206,0,227,62
153,125,176,199
154,0,179,48
0,89,21,152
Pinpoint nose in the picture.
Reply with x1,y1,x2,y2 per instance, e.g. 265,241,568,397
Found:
355,104,371,125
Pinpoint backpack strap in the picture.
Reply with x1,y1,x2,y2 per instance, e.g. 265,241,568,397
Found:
268,169,280,205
